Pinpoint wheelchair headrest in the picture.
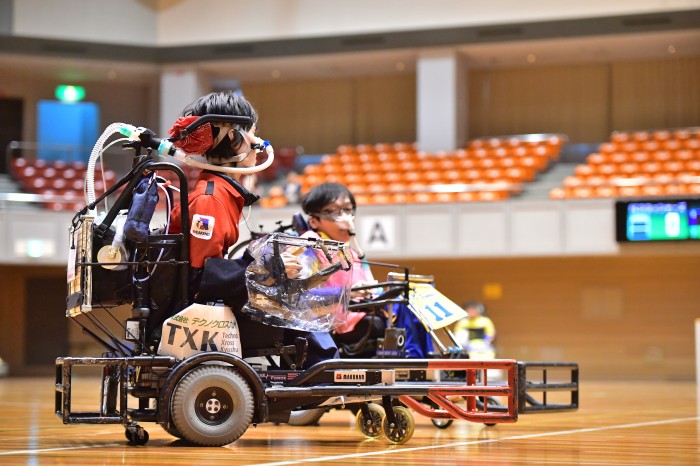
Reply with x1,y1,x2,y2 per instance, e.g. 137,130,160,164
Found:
291,212,310,235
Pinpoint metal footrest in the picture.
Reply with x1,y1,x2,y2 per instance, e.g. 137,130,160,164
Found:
518,361,579,413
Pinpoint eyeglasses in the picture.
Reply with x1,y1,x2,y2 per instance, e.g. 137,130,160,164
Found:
317,207,356,219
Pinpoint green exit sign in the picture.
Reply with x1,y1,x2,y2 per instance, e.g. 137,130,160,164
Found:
55,85,86,103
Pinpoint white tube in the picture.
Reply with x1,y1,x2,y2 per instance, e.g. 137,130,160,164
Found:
85,123,272,214
86,123,137,211
110,213,127,255
161,139,275,175
346,218,365,259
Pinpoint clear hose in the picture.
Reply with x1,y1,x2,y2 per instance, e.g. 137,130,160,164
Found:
86,123,137,212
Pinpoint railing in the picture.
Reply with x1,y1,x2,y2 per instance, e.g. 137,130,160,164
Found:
0,192,83,210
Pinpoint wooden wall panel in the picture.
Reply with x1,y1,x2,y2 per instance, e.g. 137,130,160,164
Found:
0,266,66,375
355,74,416,145
468,64,610,142
376,254,700,380
243,78,355,155
243,74,415,154
611,57,700,132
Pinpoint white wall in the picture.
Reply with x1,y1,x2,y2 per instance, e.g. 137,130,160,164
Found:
11,0,699,46
8,198,700,266
12,0,157,45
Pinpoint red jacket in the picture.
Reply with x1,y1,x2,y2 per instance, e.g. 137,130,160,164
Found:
170,171,245,268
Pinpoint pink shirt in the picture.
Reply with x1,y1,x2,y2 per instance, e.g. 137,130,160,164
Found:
300,230,374,333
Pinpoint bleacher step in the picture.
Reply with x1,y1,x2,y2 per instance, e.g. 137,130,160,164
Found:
517,163,578,200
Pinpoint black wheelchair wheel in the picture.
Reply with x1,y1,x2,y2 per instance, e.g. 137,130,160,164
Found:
171,366,253,447
355,403,385,439
125,425,149,445
382,406,415,444
431,418,453,429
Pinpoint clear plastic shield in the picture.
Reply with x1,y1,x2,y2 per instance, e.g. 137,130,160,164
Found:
243,233,352,332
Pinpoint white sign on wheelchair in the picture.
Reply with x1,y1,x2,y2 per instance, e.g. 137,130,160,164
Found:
409,283,467,330
158,303,241,360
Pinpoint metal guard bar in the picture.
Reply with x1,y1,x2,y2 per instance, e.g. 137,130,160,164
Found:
55,356,176,424
399,359,518,424
287,358,518,424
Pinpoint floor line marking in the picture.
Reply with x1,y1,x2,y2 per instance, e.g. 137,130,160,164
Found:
1,415,696,459
247,415,700,466
0,444,121,456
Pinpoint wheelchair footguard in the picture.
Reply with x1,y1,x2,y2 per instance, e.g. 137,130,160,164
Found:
55,352,579,446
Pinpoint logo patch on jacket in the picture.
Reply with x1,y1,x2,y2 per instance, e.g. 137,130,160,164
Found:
191,214,215,239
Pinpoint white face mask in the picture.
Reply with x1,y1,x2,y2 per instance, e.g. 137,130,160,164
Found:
334,212,356,234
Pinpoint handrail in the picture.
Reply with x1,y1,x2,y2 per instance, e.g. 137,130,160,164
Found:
470,133,569,144
0,192,83,203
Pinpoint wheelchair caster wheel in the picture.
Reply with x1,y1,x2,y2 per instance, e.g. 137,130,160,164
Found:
355,403,385,439
431,418,453,429
382,406,415,445
125,426,149,445
483,396,502,427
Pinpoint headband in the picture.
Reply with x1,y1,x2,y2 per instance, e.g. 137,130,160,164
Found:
168,116,214,155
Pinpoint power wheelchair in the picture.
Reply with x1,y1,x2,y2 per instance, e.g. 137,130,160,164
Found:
55,118,578,447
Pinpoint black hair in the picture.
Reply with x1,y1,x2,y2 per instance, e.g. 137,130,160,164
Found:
463,301,485,314
182,91,258,162
301,182,356,215
183,91,258,131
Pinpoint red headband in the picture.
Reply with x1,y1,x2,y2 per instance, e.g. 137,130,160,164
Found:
168,116,214,155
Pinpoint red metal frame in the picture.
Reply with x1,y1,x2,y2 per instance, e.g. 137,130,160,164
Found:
399,359,518,423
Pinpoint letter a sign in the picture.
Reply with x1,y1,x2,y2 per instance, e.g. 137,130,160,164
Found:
359,216,396,253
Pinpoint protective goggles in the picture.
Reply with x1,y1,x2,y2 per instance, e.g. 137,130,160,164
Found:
315,207,356,221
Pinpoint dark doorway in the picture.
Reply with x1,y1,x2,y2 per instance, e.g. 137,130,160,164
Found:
24,276,68,365
0,98,23,174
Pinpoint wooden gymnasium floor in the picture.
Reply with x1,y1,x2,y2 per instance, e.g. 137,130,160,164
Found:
0,376,697,465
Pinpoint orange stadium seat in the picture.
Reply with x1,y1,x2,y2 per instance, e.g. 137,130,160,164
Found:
617,185,642,197
662,140,682,151
549,187,566,199
684,139,700,151
570,186,595,198
653,130,671,141
477,190,508,201
355,144,375,154
611,132,629,144
595,186,618,198
574,165,595,177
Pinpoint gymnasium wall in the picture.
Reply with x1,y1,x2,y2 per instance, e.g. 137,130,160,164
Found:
240,56,700,153
1,56,696,154
396,254,700,381
469,56,700,142
1,252,697,380
242,74,417,154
